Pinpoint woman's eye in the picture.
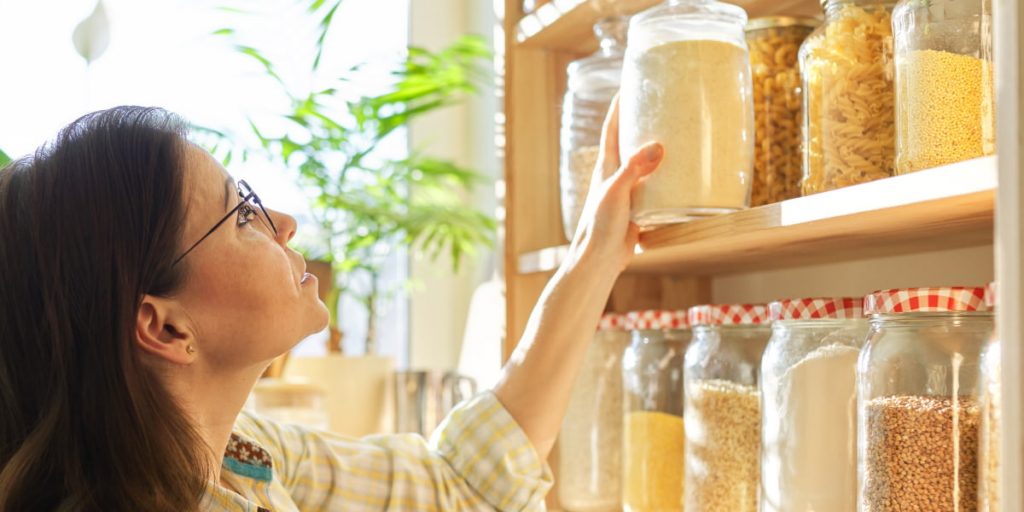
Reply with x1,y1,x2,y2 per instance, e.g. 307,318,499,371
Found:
237,203,258,226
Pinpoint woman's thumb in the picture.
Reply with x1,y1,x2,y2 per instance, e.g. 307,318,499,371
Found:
614,142,664,187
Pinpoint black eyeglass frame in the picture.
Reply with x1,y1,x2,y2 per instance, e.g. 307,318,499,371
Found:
172,180,277,266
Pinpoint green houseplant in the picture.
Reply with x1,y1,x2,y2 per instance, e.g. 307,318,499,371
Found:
203,1,496,355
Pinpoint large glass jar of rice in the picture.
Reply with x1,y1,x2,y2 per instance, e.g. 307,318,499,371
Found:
892,0,995,174
559,17,628,242
619,0,754,227
800,0,897,195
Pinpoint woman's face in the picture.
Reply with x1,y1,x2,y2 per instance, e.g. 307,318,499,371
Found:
173,144,329,370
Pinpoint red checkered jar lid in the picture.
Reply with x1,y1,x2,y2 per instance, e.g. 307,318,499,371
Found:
985,282,997,309
769,298,864,321
863,287,988,315
688,304,770,326
598,313,628,331
626,310,677,330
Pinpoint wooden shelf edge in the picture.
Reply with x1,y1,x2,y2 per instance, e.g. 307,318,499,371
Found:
517,156,997,275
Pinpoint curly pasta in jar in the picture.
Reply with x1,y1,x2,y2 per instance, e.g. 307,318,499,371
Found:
800,1,897,196
747,18,818,206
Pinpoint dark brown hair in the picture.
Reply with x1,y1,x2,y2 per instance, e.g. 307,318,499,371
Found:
0,106,210,510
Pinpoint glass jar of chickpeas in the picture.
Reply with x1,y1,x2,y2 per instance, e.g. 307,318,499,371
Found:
746,17,819,207
800,0,897,195
892,0,995,174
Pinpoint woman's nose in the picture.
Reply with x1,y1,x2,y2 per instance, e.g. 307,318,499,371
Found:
267,208,297,245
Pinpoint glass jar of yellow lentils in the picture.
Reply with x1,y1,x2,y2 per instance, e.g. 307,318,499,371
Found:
800,0,897,195
892,0,995,174
746,17,819,206
621,310,689,512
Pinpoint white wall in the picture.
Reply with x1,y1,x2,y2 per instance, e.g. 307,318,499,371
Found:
407,0,500,370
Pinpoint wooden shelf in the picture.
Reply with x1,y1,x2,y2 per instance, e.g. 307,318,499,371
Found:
518,156,997,276
517,0,823,53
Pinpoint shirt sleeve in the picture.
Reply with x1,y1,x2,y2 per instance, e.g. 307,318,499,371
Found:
235,392,553,511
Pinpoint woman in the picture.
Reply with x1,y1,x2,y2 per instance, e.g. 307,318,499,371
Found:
0,105,662,511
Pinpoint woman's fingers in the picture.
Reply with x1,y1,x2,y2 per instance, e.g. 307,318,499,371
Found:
610,141,664,193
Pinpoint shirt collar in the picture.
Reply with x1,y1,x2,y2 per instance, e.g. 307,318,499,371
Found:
222,430,274,482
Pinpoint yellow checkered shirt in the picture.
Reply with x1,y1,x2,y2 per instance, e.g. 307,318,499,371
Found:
200,392,553,511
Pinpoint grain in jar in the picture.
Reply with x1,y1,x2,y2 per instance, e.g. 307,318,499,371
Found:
684,304,770,512
800,0,896,195
746,17,818,206
622,310,689,512
559,313,631,511
893,0,995,173
619,0,753,227
858,287,993,512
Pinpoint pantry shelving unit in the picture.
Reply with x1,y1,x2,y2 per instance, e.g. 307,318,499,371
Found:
499,0,1024,510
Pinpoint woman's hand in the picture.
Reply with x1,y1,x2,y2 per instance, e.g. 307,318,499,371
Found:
494,98,663,460
567,96,664,275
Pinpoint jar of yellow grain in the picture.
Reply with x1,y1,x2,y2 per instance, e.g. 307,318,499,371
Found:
800,0,897,195
683,304,771,512
621,310,689,512
746,17,819,207
893,0,995,174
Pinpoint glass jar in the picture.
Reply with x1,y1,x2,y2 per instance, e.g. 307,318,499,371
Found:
619,0,754,226
760,298,868,512
893,0,995,174
979,282,1000,511
746,17,819,207
683,304,770,512
858,287,993,511
559,17,628,241
800,0,897,195
622,310,689,512
559,313,631,511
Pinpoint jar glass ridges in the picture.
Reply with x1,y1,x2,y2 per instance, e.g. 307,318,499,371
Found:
746,17,819,206
683,304,770,512
559,17,628,241
622,310,689,512
760,297,867,512
892,0,995,174
559,313,631,511
857,286,993,511
800,0,898,195
620,0,754,226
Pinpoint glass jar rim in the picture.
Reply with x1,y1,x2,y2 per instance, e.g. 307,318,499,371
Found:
746,16,821,32
633,0,748,29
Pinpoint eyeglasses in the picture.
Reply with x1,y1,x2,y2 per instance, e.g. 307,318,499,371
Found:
172,180,277,266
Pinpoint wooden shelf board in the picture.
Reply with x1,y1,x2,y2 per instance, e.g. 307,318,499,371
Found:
517,0,823,53
517,156,997,276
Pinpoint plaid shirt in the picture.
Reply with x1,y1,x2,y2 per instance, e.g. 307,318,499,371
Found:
200,392,552,511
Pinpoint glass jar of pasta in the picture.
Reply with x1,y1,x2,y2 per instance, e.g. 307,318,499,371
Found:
620,0,754,226
858,287,992,511
800,0,897,195
559,17,628,242
892,0,995,174
760,298,867,512
683,304,770,512
622,310,689,512
559,313,631,511
746,17,819,206
979,282,1000,511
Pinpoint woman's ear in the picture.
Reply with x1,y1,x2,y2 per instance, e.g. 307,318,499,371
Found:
135,295,196,365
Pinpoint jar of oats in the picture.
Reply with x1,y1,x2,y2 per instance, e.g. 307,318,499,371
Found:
893,0,995,174
800,0,897,195
746,17,819,206
979,282,1000,512
619,0,754,227
858,287,993,512
683,304,770,512
559,17,628,241
622,310,689,512
558,313,631,512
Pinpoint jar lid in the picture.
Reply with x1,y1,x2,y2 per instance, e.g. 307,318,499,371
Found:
770,297,864,321
746,16,821,32
670,310,690,330
985,282,997,308
626,310,676,330
598,312,629,331
863,287,989,315
688,304,770,326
